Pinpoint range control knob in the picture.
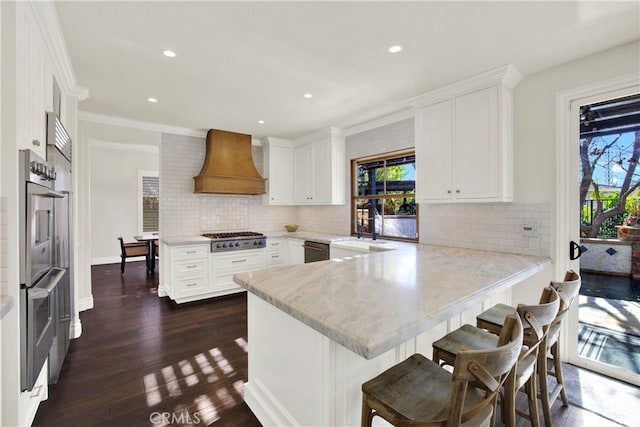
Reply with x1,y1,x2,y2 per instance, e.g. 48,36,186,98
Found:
216,243,222,249
235,242,240,247
222,243,227,248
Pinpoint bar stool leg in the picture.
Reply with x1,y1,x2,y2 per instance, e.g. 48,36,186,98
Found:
527,372,541,427
503,369,517,427
551,341,569,406
361,394,373,427
538,349,553,427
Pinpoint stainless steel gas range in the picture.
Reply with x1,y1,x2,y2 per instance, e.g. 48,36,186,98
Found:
201,231,266,252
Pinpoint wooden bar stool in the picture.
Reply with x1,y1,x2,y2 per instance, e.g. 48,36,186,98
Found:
361,314,523,427
476,271,581,427
432,287,560,427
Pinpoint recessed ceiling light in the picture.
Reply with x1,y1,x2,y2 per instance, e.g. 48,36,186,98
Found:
162,49,176,58
258,120,265,124
388,45,403,54
147,97,158,103
303,93,313,99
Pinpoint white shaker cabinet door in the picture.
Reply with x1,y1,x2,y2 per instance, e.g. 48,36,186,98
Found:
454,86,499,200
415,100,453,201
264,141,293,205
293,143,313,203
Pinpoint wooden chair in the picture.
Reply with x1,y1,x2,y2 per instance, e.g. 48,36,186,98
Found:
361,313,523,427
475,271,581,427
432,287,560,427
117,237,150,275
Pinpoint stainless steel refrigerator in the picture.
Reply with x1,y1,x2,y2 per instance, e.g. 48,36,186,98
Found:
46,111,73,384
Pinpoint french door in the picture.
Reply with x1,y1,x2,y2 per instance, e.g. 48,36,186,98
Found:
557,74,640,385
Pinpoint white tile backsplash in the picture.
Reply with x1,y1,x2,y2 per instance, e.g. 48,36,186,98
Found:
420,202,551,256
160,133,297,236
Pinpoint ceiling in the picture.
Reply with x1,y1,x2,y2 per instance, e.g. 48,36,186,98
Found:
54,1,640,140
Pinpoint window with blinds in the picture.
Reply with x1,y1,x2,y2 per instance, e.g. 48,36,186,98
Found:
139,172,159,233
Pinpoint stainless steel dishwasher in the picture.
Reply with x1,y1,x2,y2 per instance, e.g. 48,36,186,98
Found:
303,241,330,263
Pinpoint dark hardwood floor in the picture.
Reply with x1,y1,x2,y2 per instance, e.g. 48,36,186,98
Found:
33,261,261,427
32,261,630,427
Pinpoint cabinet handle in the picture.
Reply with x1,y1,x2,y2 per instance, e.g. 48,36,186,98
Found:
447,190,452,194
186,282,197,287
232,259,247,263
186,250,196,254
186,264,197,269
32,139,41,147
271,254,279,258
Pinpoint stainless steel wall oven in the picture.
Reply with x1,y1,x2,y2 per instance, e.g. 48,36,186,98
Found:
19,149,64,391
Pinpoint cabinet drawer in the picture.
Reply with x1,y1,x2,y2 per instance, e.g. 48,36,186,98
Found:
175,276,208,297
267,238,285,250
172,245,209,260
266,252,284,266
214,251,264,272
174,259,207,276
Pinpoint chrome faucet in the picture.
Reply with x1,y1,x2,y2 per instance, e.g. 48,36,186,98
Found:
362,202,378,241
354,220,363,239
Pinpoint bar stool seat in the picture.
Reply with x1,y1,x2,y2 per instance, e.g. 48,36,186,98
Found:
361,314,524,427
432,286,560,427
475,271,581,427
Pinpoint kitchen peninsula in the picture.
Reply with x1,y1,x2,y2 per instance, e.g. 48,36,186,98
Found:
233,244,550,426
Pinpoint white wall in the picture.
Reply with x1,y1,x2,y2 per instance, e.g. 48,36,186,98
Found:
89,141,159,263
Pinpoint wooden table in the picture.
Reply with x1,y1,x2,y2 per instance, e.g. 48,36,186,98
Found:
134,234,159,271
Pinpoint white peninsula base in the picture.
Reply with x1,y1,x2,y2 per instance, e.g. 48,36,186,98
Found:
244,290,511,426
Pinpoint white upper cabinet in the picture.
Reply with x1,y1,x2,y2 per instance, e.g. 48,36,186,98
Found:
263,128,345,206
292,127,345,205
263,137,294,205
409,65,522,203
16,3,51,159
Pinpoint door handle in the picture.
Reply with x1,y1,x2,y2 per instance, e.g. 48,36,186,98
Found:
569,241,583,260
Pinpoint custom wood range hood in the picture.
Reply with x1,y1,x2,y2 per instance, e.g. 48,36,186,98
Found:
194,129,266,195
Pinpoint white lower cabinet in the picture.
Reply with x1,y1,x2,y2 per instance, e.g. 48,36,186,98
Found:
288,239,305,265
266,237,287,266
166,244,210,303
165,243,266,303
211,250,265,294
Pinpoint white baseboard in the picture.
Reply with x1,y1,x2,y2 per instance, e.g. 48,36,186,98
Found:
77,295,94,312
70,317,82,339
91,256,120,265
91,256,151,265
244,380,297,427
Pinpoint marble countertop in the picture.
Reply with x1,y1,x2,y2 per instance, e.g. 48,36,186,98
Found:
234,244,550,359
0,295,15,320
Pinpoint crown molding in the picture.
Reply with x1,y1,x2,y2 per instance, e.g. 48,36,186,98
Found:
345,108,414,137
406,64,523,108
28,0,89,100
79,111,207,138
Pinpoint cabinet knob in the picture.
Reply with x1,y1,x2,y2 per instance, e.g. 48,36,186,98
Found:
447,190,452,194
456,190,460,193
32,139,41,147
